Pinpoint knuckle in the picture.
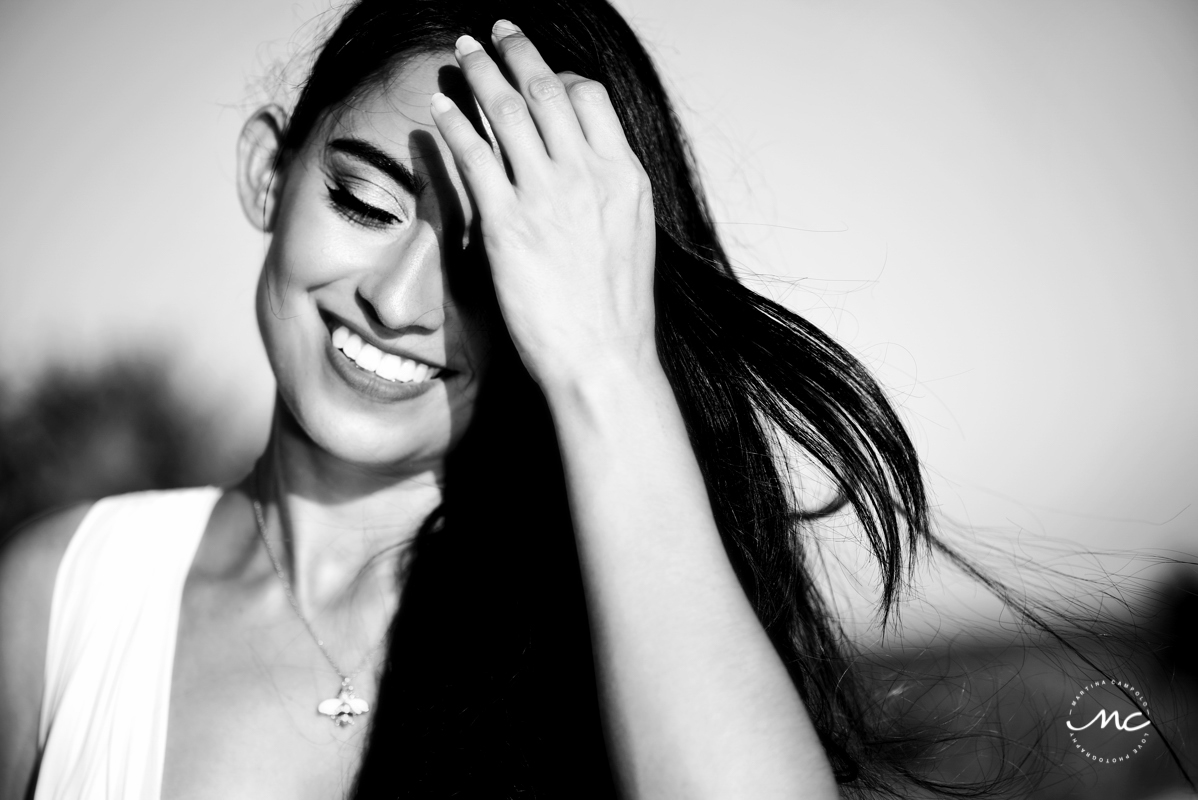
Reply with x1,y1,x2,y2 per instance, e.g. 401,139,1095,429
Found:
460,50,489,74
444,114,475,138
461,144,494,170
498,33,531,56
568,79,608,103
488,94,527,125
611,159,652,194
632,166,652,192
526,73,564,103
557,72,584,91
620,164,651,193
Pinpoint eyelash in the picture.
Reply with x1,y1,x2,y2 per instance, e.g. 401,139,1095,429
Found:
326,182,401,228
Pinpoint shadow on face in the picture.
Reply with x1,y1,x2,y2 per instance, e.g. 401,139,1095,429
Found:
247,52,505,481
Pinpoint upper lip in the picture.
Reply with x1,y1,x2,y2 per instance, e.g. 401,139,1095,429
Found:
320,309,451,373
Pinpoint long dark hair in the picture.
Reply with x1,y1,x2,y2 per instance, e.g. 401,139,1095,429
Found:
269,1,1106,796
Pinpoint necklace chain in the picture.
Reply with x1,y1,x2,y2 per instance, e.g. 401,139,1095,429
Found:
250,497,384,685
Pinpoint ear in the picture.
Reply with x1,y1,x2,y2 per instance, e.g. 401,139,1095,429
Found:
237,105,288,232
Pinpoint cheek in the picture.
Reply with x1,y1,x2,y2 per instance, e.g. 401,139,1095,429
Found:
254,181,336,405
255,262,315,430
264,178,345,299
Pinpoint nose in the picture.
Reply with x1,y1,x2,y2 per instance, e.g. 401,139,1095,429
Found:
356,220,447,332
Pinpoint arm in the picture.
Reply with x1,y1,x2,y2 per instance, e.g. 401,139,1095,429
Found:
430,21,839,799
0,504,91,799
544,359,840,799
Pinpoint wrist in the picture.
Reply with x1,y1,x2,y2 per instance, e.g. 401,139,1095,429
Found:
538,348,675,427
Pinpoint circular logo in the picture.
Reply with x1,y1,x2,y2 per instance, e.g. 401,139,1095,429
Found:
1066,678,1153,764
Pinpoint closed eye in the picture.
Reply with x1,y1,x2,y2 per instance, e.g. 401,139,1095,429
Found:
326,183,400,228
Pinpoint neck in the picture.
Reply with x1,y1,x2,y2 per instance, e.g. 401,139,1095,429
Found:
251,405,444,615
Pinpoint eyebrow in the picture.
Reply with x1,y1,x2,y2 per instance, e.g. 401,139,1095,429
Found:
327,137,426,196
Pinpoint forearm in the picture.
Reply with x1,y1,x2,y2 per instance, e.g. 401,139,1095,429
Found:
543,356,840,800
432,23,836,795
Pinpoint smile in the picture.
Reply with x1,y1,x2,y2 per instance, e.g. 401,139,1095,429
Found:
331,325,445,383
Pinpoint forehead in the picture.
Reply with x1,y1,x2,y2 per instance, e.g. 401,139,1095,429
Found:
319,51,472,201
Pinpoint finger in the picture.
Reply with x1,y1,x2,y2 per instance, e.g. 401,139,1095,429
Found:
490,20,585,160
454,34,546,180
559,73,635,162
429,92,516,214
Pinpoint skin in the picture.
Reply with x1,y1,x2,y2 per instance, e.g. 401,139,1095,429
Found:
0,20,840,800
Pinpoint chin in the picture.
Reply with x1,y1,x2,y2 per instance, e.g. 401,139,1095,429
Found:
283,387,464,472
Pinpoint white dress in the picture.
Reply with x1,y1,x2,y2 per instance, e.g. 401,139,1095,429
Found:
34,487,222,800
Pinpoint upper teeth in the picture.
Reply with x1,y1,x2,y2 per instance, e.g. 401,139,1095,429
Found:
332,325,439,383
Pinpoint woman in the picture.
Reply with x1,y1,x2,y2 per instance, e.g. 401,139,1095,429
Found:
2,1,953,797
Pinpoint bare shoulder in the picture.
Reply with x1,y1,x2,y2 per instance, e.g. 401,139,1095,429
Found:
0,503,91,643
0,502,93,798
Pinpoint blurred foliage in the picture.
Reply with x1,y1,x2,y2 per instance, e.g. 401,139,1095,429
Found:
0,356,258,534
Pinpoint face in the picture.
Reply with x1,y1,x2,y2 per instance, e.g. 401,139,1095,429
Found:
252,52,490,474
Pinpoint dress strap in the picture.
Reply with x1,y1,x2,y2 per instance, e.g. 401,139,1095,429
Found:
35,487,221,800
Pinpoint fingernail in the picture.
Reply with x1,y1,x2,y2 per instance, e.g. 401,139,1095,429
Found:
429,92,454,114
455,35,482,56
493,19,521,36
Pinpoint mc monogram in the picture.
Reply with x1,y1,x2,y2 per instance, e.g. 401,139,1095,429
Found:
1066,679,1154,765
1066,708,1152,733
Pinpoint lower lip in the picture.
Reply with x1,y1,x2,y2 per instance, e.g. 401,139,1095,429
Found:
324,335,444,403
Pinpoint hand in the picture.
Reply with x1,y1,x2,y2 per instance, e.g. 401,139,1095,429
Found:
429,20,658,392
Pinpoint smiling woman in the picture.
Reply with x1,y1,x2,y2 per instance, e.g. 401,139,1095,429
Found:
249,56,493,470
1,1,1180,799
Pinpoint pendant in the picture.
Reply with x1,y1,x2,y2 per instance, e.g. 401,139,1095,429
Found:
317,678,370,727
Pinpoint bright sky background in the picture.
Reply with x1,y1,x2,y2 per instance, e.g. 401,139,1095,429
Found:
1,0,1195,631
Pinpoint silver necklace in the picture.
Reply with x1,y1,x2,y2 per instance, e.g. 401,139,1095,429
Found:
251,497,383,727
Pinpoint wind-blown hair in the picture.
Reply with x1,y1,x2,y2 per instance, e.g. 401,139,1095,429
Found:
271,1,998,796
